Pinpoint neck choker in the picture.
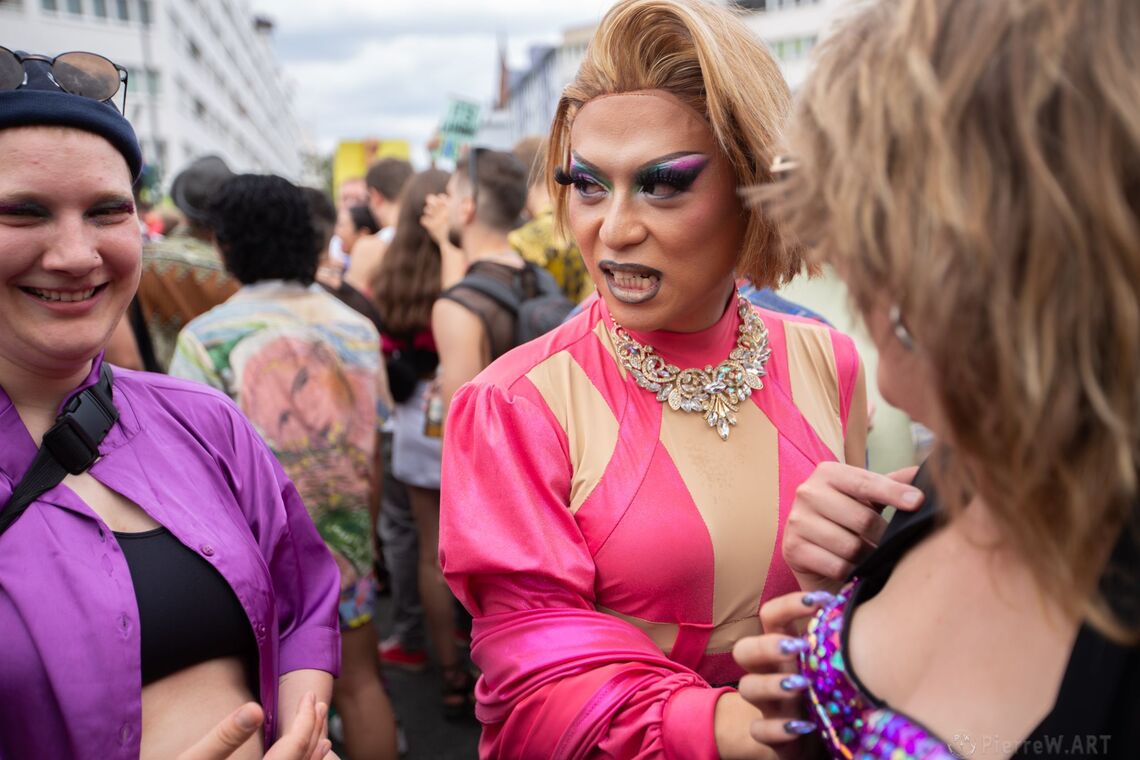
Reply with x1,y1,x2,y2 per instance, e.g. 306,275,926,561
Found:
608,296,771,441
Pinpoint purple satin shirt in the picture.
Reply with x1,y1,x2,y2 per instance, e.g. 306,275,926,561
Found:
0,356,341,759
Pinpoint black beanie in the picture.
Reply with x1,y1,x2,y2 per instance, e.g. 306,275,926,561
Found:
0,55,143,181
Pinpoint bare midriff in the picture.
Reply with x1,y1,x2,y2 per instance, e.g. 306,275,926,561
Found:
140,656,261,759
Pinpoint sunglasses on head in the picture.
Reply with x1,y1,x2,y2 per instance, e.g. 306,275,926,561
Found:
0,46,128,113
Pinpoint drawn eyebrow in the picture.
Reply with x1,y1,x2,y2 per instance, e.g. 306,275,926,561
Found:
633,152,709,175
568,153,614,191
569,153,608,178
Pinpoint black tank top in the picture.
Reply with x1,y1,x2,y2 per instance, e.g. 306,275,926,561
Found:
848,465,1140,758
115,527,258,694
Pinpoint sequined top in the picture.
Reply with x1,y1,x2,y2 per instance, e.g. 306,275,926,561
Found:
798,466,1140,760
801,585,958,760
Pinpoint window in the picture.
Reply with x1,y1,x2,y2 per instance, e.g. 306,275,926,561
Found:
41,0,58,11
92,0,105,16
65,0,80,13
137,0,149,24
127,68,160,96
733,0,767,9
114,0,127,20
0,0,25,9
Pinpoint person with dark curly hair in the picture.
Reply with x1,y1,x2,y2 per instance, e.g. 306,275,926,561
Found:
170,174,398,760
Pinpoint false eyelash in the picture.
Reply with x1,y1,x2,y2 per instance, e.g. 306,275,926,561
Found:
637,167,702,192
553,167,575,186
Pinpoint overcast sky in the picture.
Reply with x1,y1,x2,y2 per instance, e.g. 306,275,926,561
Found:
254,0,618,164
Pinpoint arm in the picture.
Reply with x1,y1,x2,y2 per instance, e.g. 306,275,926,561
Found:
438,240,467,290
277,670,333,740
441,381,759,759
431,297,489,417
343,236,386,296
421,193,467,290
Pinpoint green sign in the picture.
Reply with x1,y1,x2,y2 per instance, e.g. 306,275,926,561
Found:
435,98,482,162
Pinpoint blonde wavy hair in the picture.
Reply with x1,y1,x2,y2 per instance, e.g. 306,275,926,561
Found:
761,0,1140,640
546,0,807,288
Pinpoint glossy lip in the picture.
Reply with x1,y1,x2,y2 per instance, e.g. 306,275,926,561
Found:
18,282,110,315
598,260,662,305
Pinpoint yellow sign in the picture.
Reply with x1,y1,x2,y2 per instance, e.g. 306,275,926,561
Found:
333,139,411,203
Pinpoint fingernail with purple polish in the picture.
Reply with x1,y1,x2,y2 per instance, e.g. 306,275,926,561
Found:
778,637,809,655
802,591,836,606
779,675,808,691
784,720,816,735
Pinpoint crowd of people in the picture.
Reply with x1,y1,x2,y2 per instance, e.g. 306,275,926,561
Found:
1,0,1137,758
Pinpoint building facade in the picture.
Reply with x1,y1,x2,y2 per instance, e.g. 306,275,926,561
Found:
1,0,308,186
506,24,593,144
737,0,850,89
503,0,849,142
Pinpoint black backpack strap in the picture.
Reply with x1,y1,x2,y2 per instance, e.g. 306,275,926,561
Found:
127,296,160,373
457,271,524,315
525,263,562,298
0,363,118,538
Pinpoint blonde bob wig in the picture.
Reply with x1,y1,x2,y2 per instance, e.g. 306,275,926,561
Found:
761,0,1140,640
546,0,807,289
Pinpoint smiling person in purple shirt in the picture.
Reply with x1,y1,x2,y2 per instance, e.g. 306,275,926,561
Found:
0,50,340,760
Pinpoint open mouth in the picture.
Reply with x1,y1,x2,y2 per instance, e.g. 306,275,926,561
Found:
599,261,662,304
21,284,107,303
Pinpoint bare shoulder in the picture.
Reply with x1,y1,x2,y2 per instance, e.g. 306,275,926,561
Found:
344,236,387,292
432,296,483,335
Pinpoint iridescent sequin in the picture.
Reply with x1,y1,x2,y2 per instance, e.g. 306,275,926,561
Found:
800,583,959,760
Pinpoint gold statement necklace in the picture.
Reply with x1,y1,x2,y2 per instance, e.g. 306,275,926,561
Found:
608,296,772,441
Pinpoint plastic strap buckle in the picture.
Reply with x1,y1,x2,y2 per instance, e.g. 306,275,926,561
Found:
41,366,118,475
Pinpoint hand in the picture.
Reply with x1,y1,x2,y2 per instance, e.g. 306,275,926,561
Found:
731,591,837,759
421,193,451,247
782,462,922,592
177,692,334,760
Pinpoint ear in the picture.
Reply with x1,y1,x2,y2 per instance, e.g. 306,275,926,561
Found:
460,195,477,226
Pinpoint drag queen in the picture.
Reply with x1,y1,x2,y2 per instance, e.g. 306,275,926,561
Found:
437,1,868,757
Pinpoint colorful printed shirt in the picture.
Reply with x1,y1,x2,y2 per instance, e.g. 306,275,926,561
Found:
170,281,380,577
440,292,867,759
137,229,239,371
0,356,339,758
508,207,594,303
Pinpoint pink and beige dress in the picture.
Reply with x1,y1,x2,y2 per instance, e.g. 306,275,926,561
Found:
440,291,866,759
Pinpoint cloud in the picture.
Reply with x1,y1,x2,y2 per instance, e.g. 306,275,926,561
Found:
255,0,616,159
